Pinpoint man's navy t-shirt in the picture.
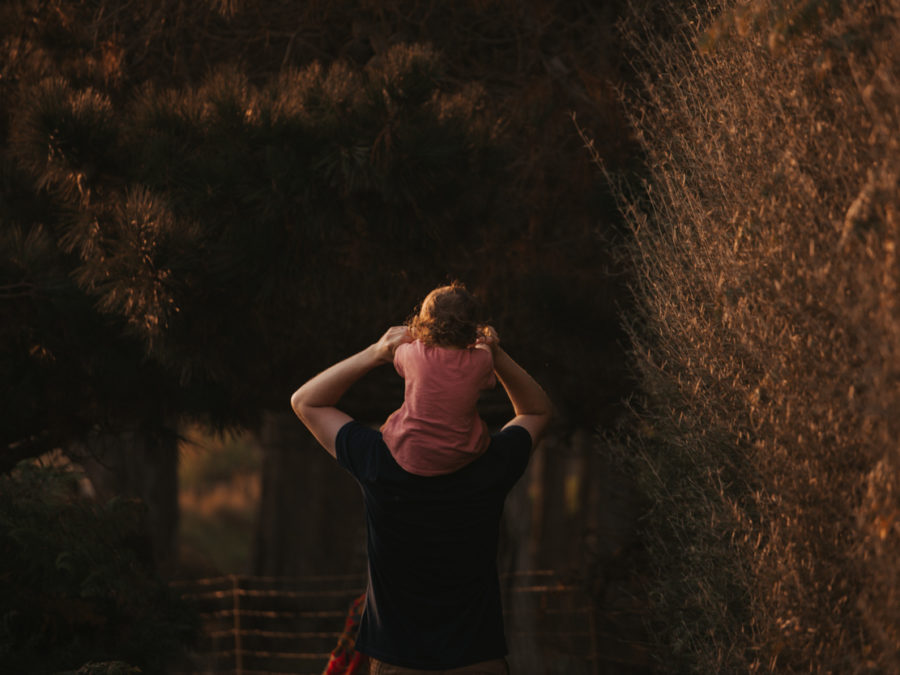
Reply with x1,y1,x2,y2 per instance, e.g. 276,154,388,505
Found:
335,421,532,670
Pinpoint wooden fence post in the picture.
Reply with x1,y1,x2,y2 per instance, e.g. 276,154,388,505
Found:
232,574,243,675
588,595,599,675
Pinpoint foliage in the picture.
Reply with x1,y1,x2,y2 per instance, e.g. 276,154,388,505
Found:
0,461,197,673
2,0,634,470
179,425,261,491
9,45,497,392
178,426,261,574
0,6,507,472
0,159,190,473
613,0,900,671
700,0,847,52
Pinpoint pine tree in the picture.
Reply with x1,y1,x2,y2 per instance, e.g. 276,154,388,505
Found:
2,0,633,579
2,28,502,572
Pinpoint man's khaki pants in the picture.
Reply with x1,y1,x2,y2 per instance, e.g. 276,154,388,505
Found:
368,657,509,675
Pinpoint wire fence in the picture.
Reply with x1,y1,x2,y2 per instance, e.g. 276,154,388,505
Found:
172,571,604,675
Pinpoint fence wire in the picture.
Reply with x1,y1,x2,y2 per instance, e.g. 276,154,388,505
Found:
172,571,605,675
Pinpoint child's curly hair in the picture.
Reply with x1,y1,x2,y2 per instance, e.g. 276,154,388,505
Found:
407,281,485,348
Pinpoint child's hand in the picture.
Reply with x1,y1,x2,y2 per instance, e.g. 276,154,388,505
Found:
374,326,412,364
476,325,500,353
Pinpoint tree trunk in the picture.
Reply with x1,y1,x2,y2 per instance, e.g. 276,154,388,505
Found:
539,426,590,572
69,426,179,573
498,428,547,673
253,410,365,577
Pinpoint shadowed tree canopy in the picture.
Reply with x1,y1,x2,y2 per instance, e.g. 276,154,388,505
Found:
3,42,507,466
2,0,634,473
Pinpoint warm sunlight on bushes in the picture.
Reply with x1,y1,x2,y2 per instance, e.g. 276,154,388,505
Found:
613,0,899,671
178,426,261,575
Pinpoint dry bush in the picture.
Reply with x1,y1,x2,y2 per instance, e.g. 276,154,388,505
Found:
612,0,900,671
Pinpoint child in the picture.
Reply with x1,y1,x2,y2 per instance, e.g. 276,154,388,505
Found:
381,281,497,476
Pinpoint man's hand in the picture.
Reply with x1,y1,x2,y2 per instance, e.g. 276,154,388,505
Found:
484,327,553,446
291,326,409,457
374,325,413,364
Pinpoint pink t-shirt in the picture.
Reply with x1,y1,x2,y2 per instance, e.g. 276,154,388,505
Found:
381,339,496,476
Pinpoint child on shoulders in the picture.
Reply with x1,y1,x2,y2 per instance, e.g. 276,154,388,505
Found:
381,282,497,476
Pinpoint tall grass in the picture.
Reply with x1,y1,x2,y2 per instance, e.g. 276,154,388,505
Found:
611,0,900,671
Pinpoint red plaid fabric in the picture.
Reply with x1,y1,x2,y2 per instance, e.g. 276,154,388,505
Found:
323,593,369,675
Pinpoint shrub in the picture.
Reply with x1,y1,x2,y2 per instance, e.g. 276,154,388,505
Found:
611,0,900,671
0,461,197,674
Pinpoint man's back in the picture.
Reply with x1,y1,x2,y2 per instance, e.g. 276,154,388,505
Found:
336,421,532,670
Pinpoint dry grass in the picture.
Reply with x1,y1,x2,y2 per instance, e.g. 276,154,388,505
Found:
610,0,900,671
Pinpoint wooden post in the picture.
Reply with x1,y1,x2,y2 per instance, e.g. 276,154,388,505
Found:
232,574,243,675
588,595,600,675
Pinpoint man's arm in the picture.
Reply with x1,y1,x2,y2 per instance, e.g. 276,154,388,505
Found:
290,326,411,457
482,327,553,446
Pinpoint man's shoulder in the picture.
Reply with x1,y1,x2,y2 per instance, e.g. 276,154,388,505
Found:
336,421,387,478
485,425,533,482
490,425,532,456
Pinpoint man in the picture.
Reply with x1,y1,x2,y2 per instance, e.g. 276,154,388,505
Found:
291,325,552,674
